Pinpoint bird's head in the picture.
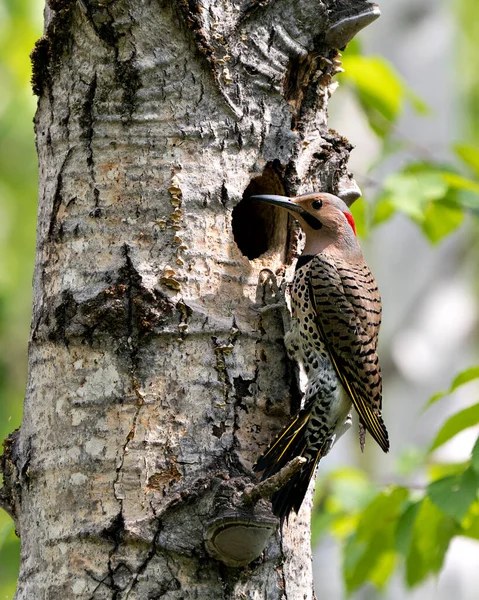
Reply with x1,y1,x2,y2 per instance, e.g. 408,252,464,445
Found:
250,192,360,257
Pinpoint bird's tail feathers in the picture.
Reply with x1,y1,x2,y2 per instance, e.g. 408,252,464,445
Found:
270,457,320,523
253,408,327,522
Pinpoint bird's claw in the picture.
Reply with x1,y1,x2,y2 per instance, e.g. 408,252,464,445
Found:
250,302,288,315
322,414,353,456
255,269,291,335
258,269,286,301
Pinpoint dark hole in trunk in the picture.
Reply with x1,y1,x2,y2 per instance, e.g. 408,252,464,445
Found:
232,167,289,261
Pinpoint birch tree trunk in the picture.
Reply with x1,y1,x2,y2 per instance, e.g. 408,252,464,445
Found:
1,1,379,598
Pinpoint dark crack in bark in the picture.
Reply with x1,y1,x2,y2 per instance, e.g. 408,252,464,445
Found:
47,147,73,241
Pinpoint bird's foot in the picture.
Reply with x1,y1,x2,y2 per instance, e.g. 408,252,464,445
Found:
336,414,353,444
252,269,291,332
250,302,287,314
258,268,287,302
254,269,300,389
359,421,367,452
323,414,353,456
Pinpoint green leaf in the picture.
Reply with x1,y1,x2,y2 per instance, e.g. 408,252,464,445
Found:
428,467,479,521
442,171,479,196
407,90,430,115
345,531,394,592
372,197,396,225
429,402,479,452
396,501,421,556
382,171,448,221
343,538,368,591
405,497,457,587
312,468,376,543
376,162,473,239
426,366,479,408
0,520,14,551
356,486,409,540
395,447,427,477
311,510,335,545
343,486,408,592
350,197,368,238
343,37,362,56
429,461,471,482
369,551,397,589
341,55,429,140
461,500,479,540
421,201,464,243
328,467,375,511
454,367,479,389
454,143,479,177
471,435,479,473
341,55,404,122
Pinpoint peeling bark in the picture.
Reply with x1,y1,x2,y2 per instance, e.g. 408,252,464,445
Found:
2,0,380,597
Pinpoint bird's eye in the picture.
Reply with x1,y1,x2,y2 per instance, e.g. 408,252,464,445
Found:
312,199,323,210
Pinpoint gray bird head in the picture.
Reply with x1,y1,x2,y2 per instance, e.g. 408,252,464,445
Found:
250,192,360,258
251,192,356,240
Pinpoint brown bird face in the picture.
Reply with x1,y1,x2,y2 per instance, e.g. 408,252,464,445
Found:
251,192,359,257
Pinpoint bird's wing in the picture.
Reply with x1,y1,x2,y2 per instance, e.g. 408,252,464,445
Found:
308,255,389,452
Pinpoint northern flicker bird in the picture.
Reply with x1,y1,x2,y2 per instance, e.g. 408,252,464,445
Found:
251,192,389,522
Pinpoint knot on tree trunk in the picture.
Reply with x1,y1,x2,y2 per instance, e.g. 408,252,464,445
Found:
204,457,306,567
0,430,24,528
204,476,278,567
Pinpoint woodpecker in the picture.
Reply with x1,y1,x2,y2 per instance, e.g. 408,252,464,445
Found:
251,192,389,522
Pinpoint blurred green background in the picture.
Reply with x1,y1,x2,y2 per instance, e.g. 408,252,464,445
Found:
0,0,42,596
1,1,479,599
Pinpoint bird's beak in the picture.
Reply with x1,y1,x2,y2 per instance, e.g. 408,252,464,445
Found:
250,195,302,215
250,194,322,230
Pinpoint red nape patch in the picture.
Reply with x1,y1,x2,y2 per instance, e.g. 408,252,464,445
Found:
344,212,357,236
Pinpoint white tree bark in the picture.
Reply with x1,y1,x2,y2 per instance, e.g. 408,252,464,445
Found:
0,0,379,597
